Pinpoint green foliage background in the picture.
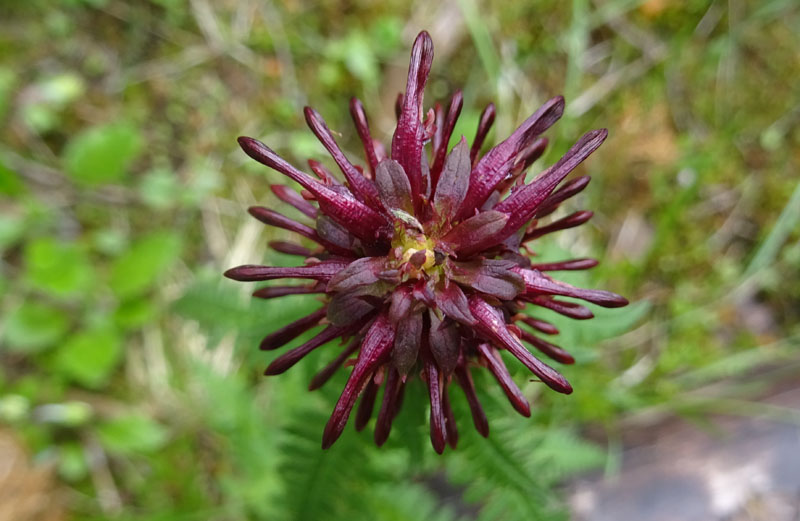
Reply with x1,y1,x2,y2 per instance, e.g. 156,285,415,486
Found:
1,0,799,519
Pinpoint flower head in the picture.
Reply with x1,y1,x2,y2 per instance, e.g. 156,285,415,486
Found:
225,31,627,453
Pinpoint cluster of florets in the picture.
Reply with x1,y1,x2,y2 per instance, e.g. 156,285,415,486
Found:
225,31,627,453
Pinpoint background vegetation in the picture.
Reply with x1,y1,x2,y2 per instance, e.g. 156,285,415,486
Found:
1,0,798,519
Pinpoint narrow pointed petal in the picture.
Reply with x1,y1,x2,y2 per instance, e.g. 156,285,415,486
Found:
442,386,459,449
375,159,413,213
529,258,598,271
429,311,460,376
430,90,463,184
528,296,595,319
252,285,322,299
495,129,607,232
238,137,388,242
511,137,549,176
349,97,380,176
424,361,446,454
516,315,560,335
260,307,327,351
535,175,591,218
457,96,565,219
265,323,354,375
270,185,318,219
392,31,434,213
374,368,402,446
440,210,508,253
518,329,574,364
475,342,531,416
309,338,359,390
323,312,396,449
269,241,312,257
470,103,496,164
307,159,341,186
449,259,525,300
516,268,629,308
524,210,593,241
224,260,349,282
326,257,385,293
248,206,317,239
469,295,572,394
434,281,476,325
432,138,471,221
393,311,422,376
455,364,489,437
355,377,379,431
304,106,383,210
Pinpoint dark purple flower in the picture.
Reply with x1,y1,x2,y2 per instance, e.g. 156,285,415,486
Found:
225,31,627,453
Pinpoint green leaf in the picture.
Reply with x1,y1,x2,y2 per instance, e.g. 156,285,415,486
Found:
63,123,142,186
24,237,93,298
0,162,25,196
52,326,122,388
109,231,181,299
2,301,69,353
97,413,168,455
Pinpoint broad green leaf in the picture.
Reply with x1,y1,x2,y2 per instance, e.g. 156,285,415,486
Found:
2,301,69,353
113,298,157,330
97,413,168,454
24,237,93,298
63,123,142,185
52,326,122,388
109,231,181,299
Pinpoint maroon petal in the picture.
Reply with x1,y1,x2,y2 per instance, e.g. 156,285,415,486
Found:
527,296,595,319
440,210,508,253
516,315,559,335
442,386,459,449
252,285,323,299
309,338,360,390
375,159,413,214
304,107,383,210
237,137,388,242
511,137,549,177
248,206,318,240
470,103,496,164
454,364,489,437
307,159,341,186
224,260,349,282
524,210,594,241
430,90,464,185
424,361,447,454
494,129,608,235
475,342,531,416
434,281,476,325
535,175,591,218
260,307,327,351
326,257,385,293
516,268,629,308
265,324,353,375
355,377,379,431
469,295,572,394
529,258,598,271
388,284,415,323
349,97,380,176
518,329,574,364
457,96,564,219
392,311,422,376
448,259,525,301
374,367,402,446
268,241,312,257
432,138,471,221
391,31,434,213
270,184,318,219
322,312,396,449
429,311,460,376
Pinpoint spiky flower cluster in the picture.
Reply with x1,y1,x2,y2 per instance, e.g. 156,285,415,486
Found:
225,31,627,453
